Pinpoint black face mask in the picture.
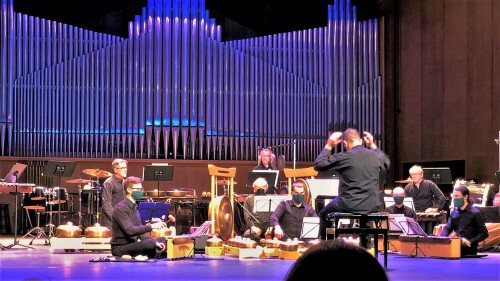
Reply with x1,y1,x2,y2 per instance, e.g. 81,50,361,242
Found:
255,189,266,195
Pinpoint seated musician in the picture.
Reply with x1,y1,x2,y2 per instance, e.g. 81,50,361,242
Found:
440,184,489,256
111,176,175,259
384,187,417,220
242,178,273,243
270,180,318,242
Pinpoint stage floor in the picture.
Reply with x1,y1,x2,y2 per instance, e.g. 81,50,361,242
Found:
0,235,499,281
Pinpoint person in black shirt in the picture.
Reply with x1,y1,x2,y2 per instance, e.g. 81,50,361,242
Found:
313,128,390,240
270,180,318,242
440,184,489,256
101,159,128,232
404,165,446,212
253,148,288,195
242,178,272,243
254,148,277,171
111,176,174,259
384,187,417,220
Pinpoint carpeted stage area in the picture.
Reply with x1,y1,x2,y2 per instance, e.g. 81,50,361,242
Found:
1,235,499,281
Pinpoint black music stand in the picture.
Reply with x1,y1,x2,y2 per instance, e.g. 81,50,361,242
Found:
143,165,174,202
397,217,428,257
3,164,33,250
42,161,76,227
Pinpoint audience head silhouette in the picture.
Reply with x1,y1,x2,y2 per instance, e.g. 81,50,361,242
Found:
283,240,388,281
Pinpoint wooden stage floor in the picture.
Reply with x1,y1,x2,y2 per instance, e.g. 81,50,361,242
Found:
0,235,499,281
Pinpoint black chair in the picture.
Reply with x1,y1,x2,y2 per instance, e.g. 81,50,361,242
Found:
326,212,389,268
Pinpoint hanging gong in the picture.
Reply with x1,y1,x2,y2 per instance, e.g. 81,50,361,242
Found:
295,178,312,206
208,195,233,241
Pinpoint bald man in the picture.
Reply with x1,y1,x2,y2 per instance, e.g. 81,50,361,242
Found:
384,187,417,220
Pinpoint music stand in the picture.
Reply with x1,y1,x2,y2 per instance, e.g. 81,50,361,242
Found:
300,217,320,240
143,165,174,202
3,164,33,250
396,217,427,257
247,171,279,194
42,161,76,227
253,195,291,213
139,202,171,223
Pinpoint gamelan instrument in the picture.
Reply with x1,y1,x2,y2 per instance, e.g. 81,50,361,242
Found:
208,195,234,241
82,169,112,178
399,235,461,258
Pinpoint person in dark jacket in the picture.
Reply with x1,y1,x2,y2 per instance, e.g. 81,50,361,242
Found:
440,184,489,256
110,176,174,259
313,128,390,241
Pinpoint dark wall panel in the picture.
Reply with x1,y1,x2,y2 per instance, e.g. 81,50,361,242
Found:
443,0,467,160
396,0,500,184
466,0,493,180
421,0,445,161
397,0,422,177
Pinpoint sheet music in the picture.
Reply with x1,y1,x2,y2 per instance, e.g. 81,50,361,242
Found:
253,195,291,213
395,216,428,236
300,217,320,239
306,179,339,198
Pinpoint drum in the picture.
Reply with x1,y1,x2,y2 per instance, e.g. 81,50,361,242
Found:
30,186,48,200
48,187,69,204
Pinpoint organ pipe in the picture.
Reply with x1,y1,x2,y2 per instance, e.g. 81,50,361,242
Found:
0,0,384,161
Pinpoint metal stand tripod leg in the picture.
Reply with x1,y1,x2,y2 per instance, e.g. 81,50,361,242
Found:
410,236,426,257
20,210,49,245
4,192,34,250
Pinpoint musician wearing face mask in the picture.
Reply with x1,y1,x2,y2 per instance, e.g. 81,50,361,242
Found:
440,185,488,256
110,176,174,259
270,181,318,242
384,187,417,220
242,178,273,242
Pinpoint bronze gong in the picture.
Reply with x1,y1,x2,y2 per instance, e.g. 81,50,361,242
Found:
208,195,233,241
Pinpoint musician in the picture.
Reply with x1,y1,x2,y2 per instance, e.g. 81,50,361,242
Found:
111,176,173,259
313,128,390,241
253,148,287,195
384,187,417,220
440,184,489,256
242,177,272,243
404,165,446,212
270,180,318,241
101,159,128,232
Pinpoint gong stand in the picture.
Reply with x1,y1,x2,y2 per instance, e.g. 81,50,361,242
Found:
207,164,236,240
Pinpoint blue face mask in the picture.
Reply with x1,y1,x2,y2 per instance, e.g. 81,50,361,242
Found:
453,197,464,208
292,194,304,204
393,196,405,205
131,190,143,200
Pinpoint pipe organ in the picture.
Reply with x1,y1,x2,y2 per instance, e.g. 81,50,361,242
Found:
0,0,384,161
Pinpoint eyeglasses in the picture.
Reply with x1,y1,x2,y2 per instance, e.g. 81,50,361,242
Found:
115,167,128,170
